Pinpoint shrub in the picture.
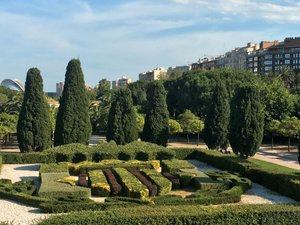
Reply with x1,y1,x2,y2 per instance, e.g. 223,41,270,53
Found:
141,169,172,195
162,172,180,189
192,148,300,201
38,172,90,200
88,170,110,197
114,168,149,200
39,163,69,175
127,168,157,197
103,169,122,196
161,159,195,173
37,204,300,225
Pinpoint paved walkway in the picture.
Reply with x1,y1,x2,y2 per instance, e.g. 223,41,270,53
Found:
0,164,48,225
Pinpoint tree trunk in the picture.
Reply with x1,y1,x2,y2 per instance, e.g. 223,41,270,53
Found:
271,133,274,150
187,134,189,143
288,137,290,152
197,133,199,146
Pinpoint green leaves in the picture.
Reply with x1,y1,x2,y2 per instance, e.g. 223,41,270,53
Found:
17,68,52,152
106,88,138,145
54,59,92,146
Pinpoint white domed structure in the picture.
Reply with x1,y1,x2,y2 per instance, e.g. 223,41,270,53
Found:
1,79,25,91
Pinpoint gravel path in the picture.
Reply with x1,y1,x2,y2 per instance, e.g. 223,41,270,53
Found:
189,160,296,204
0,164,49,225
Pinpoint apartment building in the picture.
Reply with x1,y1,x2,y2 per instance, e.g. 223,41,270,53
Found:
247,38,300,74
112,76,132,89
139,67,167,82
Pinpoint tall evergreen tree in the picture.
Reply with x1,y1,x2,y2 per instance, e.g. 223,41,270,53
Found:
106,88,138,144
54,59,91,146
141,82,169,146
204,82,230,150
229,86,265,158
17,68,52,152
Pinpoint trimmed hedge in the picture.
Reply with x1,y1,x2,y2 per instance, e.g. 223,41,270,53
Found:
103,169,122,196
128,168,157,197
39,172,91,200
88,170,110,197
162,172,180,189
186,148,300,201
69,160,160,175
39,163,69,175
37,204,300,225
141,169,172,195
161,159,195,173
114,168,149,200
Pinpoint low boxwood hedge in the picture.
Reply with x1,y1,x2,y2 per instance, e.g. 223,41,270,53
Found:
184,148,300,201
88,170,110,197
37,204,300,225
114,168,149,200
161,159,195,173
38,172,91,200
141,169,172,195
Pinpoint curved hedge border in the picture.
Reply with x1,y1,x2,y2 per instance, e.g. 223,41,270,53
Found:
37,204,300,225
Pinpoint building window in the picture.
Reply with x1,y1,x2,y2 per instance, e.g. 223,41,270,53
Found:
265,54,272,59
264,60,272,65
285,54,290,58
248,58,253,62
285,60,290,64
265,66,272,71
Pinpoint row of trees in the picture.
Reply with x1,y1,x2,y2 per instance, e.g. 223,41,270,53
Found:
17,59,91,152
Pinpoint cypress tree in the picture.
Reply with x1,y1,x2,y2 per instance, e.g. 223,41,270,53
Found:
141,82,169,146
106,88,138,145
17,68,52,152
54,59,91,146
204,81,230,150
229,86,265,158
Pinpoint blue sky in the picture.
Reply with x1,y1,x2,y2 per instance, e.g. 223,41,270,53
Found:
0,0,299,91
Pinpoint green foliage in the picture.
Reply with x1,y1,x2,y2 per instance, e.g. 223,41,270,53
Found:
96,79,111,100
39,163,69,174
0,86,22,115
278,117,300,139
114,168,149,200
134,107,145,134
161,159,195,173
204,82,230,150
128,81,147,107
54,59,92,146
141,169,172,195
192,148,300,201
17,68,52,152
263,77,296,123
229,86,265,158
39,172,91,200
178,110,204,135
107,88,138,145
88,170,110,197
168,119,182,135
142,82,169,146
0,113,18,139
37,204,300,225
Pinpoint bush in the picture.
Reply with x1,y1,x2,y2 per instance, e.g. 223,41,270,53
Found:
161,159,195,173
37,204,300,225
114,168,149,200
39,163,69,175
88,170,110,197
191,148,300,201
103,169,122,196
162,172,180,189
127,168,157,197
38,172,91,200
141,169,172,195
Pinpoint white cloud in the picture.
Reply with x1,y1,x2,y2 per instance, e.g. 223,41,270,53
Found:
170,0,300,23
